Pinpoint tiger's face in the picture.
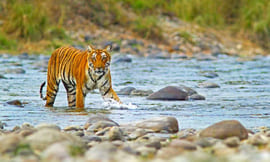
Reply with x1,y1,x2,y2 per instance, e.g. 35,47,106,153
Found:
87,45,111,76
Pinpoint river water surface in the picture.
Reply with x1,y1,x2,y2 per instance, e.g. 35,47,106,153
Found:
0,54,270,130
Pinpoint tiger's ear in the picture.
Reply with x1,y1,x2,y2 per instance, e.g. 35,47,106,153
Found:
104,44,112,52
87,45,95,53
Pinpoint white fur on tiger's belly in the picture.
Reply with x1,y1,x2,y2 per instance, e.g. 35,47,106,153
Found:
102,99,138,109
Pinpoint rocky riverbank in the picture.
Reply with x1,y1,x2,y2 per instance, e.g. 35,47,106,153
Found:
0,115,270,162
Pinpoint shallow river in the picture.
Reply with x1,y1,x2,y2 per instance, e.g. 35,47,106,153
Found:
0,54,270,130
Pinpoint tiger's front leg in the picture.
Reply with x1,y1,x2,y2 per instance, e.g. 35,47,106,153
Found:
100,86,121,103
76,86,85,108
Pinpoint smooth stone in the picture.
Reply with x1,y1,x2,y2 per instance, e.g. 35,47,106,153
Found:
87,121,119,132
177,128,197,139
0,74,7,79
21,123,34,129
118,87,136,95
36,123,61,131
0,134,22,154
84,114,119,130
147,86,188,101
130,89,153,96
188,94,206,100
135,146,157,156
199,71,219,78
5,68,26,74
128,128,147,140
6,100,23,107
200,120,248,140
247,134,268,146
170,139,197,150
156,147,184,159
178,85,197,96
42,142,72,161
25,129,84,152
135,116,179,133
106,126,124,141
224,136,240,147
199,82,220,88
113,56,132,63
145,141,161,150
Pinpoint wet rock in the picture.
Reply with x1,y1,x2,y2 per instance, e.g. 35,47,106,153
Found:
128,128,147,140
5,68,26,74
224,136,240,147
6,100,23,107
170,139,197,150
199,71,219,78
118,87,136,95
113,55,132,63
25,129,84,152
199,82,220,88
0,74,7,79
147,86,188,101
130,89,153,96
0,134,22,154
188,94,206,100
18,53,29,59
200,120,248,140
178,85,197,96
247,134,268,146
36,123,61,131
82,135,102,143
135,116,179,133
194,53,216,61
177,128,197,139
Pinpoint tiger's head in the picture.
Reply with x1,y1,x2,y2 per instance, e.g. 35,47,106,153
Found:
87,45,112,76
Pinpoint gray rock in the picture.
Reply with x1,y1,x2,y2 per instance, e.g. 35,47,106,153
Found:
199,82,220,88
200,120,248,140
195,137,218,148
82,135,102,143
42,142,72,161
178,85,197,96
113,56,132,63
135,116,179,133
130,89,153,96
63,125,83,131
105,126,124,141
85,142,117,161
177,128,197,139
5,68,26,74
188,94,206,100
84,114,119,130
6,100,23,107
147,86,188,101
128,128,147,140
194,53,216,61
118,87,136,95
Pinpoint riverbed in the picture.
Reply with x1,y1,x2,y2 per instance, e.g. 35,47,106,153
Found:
0,53,269,130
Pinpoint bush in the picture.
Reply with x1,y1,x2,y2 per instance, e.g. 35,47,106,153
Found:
0,32,17,50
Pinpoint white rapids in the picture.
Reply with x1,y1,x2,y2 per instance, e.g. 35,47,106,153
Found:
102,99,138,109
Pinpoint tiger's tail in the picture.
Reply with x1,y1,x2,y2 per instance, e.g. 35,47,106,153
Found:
40,81,46,100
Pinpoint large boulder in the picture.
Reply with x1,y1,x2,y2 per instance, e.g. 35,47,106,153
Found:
199,120,248,140
135,116,179,133
147,86,188,100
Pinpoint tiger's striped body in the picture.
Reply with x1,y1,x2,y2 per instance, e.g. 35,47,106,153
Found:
40,45,121,108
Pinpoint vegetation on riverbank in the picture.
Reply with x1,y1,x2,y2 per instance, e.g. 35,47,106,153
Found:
0,0,269,54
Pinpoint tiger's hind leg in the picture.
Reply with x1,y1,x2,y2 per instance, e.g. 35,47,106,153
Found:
45,79,60,107
63,81,76,107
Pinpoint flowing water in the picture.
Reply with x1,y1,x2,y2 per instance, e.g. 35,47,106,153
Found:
0,54,270,130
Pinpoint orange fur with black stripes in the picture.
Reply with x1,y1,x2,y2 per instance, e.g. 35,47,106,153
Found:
40,45,121,108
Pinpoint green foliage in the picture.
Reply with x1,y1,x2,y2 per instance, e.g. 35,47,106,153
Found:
3,0,48,41
69,145,85,156
132,16,163,40
0,32,17,50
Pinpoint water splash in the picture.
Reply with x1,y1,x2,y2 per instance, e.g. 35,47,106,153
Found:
102,99,138,109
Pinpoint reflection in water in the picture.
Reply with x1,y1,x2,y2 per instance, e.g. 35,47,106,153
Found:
0,54,270,130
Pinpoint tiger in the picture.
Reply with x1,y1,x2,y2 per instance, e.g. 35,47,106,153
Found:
39,44,121,108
